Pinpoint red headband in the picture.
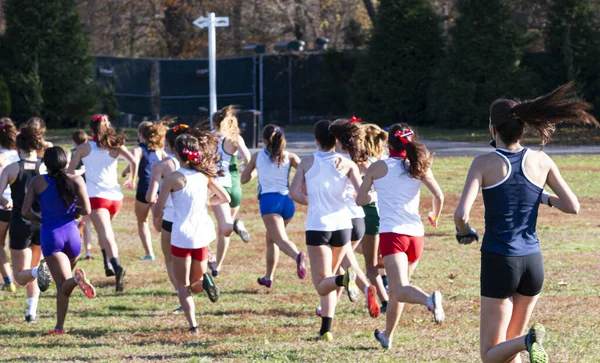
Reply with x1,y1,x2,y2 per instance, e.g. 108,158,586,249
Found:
182,148,201,162
349,115,361,123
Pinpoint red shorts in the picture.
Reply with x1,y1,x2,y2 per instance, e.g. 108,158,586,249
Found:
171,245,208,262
379,233,424,262
89,198,122,215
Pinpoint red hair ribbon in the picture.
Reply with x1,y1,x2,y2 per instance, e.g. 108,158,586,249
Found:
394,129,414,146
182,148,201,162
92,135,98,142
389,149,407,159
173,124,189,132
349,115,362,123
92,114,107,123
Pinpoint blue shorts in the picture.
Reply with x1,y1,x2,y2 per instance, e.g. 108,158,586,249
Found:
259,193,295,220
41,221,81,259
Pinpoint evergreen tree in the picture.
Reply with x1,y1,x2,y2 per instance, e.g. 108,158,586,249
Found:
428,0,539,128
545,0,600,114
349,0,444,124
1,0,97,126
0,75,11,118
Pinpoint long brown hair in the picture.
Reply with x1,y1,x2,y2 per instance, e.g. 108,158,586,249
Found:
362,123,388,158
388,123,432,180
17,117,46,152
139,120,169,151
314,120,336,150
212,105,240,145
90,114,125,149
490,82,600,146
262,124,286,167
174,133,221,178
44,147,76,209
0,118,17,150
329,118,368,164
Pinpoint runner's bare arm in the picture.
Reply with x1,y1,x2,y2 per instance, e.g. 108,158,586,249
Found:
240,152,258,184
544,157,579,214
454,156,484,232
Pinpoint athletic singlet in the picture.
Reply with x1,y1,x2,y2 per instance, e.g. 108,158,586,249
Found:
162,155,180,223
0,148,19,208
10,159,42,222
170,168,216,249
305,152,352,232
137,143,161,193
373,158,424,236
82,141,122,200
38,175,76,228
216,137,237,188
482,148,543,256
338,152,365,219
256,148,291,196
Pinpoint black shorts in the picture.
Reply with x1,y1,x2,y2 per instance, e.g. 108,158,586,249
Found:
306,229,352,247
135,191,148,204
162,220,173,233
351,218,365,242
481,250,544,299
0,209,11,223
9,218,41,250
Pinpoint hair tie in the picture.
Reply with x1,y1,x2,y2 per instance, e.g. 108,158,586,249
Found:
182,148,201,163
173,124,189,132
394,129,414,146
349,115,361,123
92,114,107,123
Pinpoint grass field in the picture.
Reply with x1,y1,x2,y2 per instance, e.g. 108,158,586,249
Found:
1,154,599,362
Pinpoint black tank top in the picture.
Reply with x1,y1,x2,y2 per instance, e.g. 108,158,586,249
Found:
10,159,41,221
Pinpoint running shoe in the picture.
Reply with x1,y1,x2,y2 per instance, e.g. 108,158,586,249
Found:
296,252,307,279
37,260,51,292
47,329,65,335
320,332,333,341
115,267,126,292
257,277,272,288
139,254,155,261
526,323,548,363
73,268,96,298
189,326,199,335
374,329,391,349
202,273,220,303
105,264,115,277
427,290,445,324
84,254,93,261
2,283,16,292
315,306,322,318
233,219,250,243
342,266,359,302
25,314,36,323
212,269,220,278
366,285,380,318
380,303,387,314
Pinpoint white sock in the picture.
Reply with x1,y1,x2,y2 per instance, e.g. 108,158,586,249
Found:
363,284,370,296
26,297,39,316
31,268,39,279
426,294,434,311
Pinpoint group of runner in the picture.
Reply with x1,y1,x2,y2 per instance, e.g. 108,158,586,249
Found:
0,82,597,362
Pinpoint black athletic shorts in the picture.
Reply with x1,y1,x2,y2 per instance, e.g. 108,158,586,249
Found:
0,209,11,223
9,218,41,250
306,229,352,247
480,250,544,299
351,218,366,242
162,220,173,233
135,191,148,204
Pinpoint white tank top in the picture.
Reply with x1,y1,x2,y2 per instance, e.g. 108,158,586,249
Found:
0,149,19,207
256,149,291,195
305,152,352,232
216,137,232,188
338,152,365,219
373,158,424,236
162,155,180,222
82,141,123,200
170,168,216,249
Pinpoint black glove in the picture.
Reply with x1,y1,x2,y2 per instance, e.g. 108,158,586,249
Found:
455,224,479,245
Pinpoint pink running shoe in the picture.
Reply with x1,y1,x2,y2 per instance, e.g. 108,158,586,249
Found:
366,285,380,318
74,269,96,299
296,252,307,279
257,277,272,288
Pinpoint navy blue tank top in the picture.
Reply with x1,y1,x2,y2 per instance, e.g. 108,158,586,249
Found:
137,143,160,193
481,149,543,256
38,175,76,228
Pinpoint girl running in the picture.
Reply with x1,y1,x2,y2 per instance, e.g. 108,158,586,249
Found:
0,118,52,322
22,146,96,334
454,83,598,363
122,121,168,261
147,123,190,294
240,125,306,288
357,123,445,350
358,123,390,312
289,119,360,341
0,118,19,292
71,130,93,261
153,132,225,334
68,114,138,292
211,106,251,277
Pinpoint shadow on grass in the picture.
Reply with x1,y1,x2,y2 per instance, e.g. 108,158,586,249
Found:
210,308,302,318
1,352,215,362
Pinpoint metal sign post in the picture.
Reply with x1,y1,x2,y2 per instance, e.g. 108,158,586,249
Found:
193,13,229,128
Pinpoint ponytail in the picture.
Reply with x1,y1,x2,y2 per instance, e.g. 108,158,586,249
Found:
362,123,388,159
490,82,600,146
262,124,286,167
174,133,222,178
388,123,432,180
140,119,170,150
0,118,17,150
90,114,126,149
212,105,240,145
329,118,368,164
44,147,77,209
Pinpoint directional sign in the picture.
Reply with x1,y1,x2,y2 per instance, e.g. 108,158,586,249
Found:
193,16,229,29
